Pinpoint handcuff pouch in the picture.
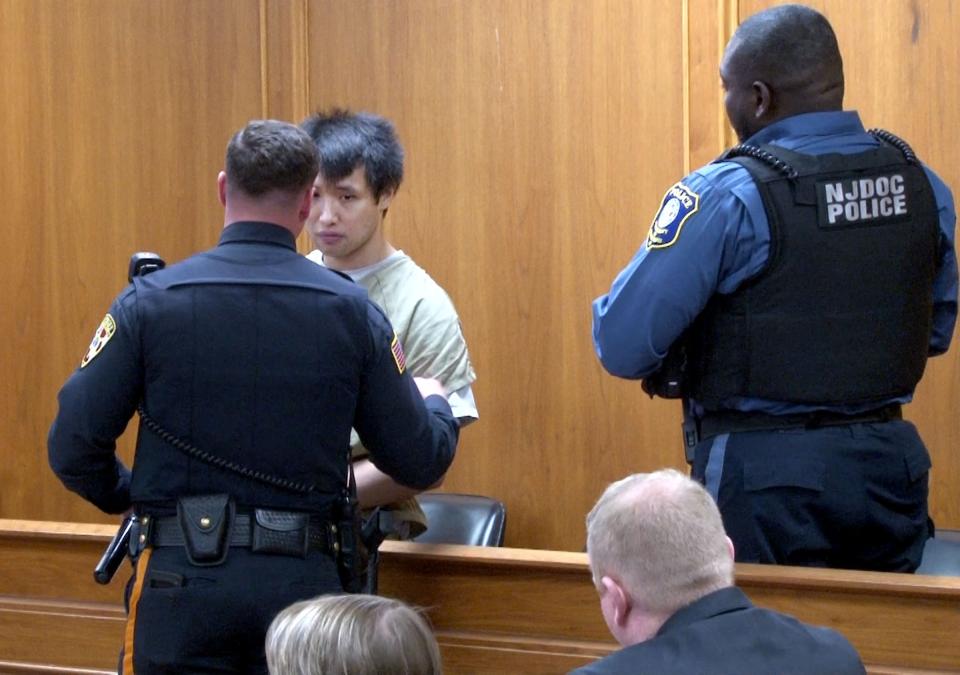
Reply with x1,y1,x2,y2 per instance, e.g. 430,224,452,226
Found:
176,494,234,566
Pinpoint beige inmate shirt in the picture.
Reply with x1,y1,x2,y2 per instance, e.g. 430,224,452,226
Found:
307,250,477,536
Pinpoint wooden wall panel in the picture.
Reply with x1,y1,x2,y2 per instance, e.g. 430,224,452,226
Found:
304,0,690,551
263,0,309,122
738,0,960,535
686,0,739,169
2,522,960,673
0,0,265,523
1,0,957,558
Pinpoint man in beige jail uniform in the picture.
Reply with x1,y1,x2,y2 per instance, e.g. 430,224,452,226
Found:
301,109,478,540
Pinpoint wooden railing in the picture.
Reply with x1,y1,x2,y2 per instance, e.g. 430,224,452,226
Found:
1,520,958,673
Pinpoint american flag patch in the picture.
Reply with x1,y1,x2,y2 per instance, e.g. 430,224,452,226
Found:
390,334,406,374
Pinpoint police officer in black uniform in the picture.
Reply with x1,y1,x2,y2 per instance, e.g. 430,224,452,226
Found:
48,119,459,673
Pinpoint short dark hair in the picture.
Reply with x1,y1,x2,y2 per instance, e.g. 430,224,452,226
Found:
300,109,404,199
225,120,319,197
729,4,843,92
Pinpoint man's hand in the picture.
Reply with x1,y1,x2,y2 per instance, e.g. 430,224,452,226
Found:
413,376,448,399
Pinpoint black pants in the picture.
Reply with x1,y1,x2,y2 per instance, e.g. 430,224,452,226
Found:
692,420,932,572
121,546,341,673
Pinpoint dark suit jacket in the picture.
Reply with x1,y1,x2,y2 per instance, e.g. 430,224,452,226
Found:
570,587,865,674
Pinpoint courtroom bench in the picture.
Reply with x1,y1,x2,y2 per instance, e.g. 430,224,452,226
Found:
1,520,958,674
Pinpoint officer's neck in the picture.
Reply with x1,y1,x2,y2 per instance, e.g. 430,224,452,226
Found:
222,202,305,238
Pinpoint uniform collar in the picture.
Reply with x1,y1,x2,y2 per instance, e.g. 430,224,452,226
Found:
655,586,752,637
745,110,866,147
218,221,297,250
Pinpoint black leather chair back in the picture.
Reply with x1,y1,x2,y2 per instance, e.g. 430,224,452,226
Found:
414,493,507,546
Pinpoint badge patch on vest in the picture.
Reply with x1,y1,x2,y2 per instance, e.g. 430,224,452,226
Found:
390,333,407,374
647,183,700,249
81,314,116,368
817,172,910,229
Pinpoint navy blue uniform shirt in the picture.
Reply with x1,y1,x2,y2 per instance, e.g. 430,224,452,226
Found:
48,221,458,515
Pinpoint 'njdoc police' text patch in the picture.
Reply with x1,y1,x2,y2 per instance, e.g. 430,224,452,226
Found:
647,183,700,249
817,172,910,228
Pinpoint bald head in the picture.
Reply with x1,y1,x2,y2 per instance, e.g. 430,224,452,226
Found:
721,4,844,140
586,470,733,616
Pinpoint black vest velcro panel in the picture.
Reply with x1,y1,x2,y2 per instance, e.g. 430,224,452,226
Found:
689,141,940,406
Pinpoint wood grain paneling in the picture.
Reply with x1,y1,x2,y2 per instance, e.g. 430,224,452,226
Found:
0,0,265,523
739,0,960,537
379,541,960,673
1,0,957,559
304,0,690,551
303,0,960,550
2,522,959,674
685,0,739,169
262,0,309,123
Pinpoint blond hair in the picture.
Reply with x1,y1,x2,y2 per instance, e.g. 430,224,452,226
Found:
265,594,442,675
586,469,733,614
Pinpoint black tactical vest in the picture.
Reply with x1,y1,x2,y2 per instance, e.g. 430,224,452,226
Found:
687,132,940,408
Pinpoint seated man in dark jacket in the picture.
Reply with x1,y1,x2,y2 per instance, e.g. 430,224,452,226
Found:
573,469,865,675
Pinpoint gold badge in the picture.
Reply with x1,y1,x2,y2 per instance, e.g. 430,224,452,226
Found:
81,314,117,368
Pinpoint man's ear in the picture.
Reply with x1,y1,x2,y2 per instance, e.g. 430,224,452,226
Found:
600,575,631,627
752,80,772,119
297,185,313,222
217,171,227,207
725,535,736,562
377,187,396,214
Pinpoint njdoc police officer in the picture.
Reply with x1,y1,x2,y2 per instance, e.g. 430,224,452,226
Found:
48,119,459,673
592,4,957,572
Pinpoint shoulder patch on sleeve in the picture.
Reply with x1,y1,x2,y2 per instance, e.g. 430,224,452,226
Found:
390,333,407,374
646,182,700,249
81,314,117,368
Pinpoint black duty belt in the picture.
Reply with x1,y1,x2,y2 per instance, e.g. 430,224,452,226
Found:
698,404,903,440
146,510,336,556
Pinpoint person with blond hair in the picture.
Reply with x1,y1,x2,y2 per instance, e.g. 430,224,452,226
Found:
266,594,441,675
573,469,865,674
